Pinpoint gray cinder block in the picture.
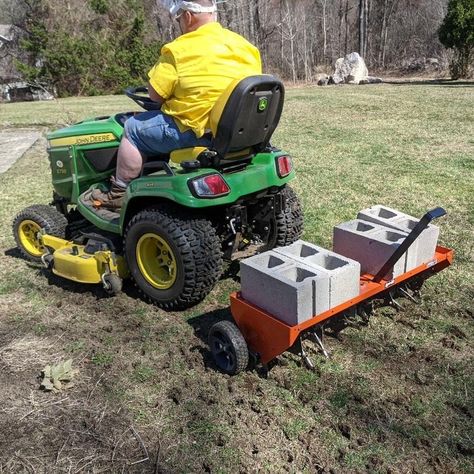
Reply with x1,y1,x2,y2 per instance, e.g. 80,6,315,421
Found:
357,205,439,268
274,240,361,308
333,219,415,280
240,250,330,326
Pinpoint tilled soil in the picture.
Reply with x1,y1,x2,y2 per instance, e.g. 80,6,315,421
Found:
0,261,472,473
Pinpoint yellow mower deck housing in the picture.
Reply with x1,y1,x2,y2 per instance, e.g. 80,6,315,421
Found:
41,234,127,284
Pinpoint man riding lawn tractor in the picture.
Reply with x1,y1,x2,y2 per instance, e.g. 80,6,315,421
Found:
12,0,304,310
93,0,262,210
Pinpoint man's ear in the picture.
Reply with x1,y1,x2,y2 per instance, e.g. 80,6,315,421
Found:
184,10,194,27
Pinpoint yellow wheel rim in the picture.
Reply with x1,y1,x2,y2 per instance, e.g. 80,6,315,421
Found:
136,233,177,290
18,220,43,257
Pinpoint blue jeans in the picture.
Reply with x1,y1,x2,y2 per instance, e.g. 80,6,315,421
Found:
124,111,211,156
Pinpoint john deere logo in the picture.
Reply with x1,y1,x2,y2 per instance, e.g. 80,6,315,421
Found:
258,97,268,111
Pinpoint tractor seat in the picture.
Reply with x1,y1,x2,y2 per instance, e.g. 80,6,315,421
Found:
169,75,285,169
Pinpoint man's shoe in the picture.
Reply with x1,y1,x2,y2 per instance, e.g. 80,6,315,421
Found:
90,178,126,210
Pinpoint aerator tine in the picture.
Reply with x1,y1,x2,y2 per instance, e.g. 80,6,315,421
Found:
398,286,421,304
309,326,330,359
292,337,316,370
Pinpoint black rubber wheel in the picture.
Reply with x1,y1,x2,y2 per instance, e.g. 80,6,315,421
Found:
124,206,223,310
103,274,123,295
13,205,67,262
42,253,54,269
263,185,304,251
209,320,249,375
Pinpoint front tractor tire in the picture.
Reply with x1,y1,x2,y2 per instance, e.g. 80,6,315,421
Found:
13,205,67,262
124,207,223,311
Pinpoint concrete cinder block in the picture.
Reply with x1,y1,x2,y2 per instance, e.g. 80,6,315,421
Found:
357,205,439,268
274,240,361,308
333,219,414,279
240,250,330,326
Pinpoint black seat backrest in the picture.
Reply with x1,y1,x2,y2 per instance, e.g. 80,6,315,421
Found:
209,75,285,158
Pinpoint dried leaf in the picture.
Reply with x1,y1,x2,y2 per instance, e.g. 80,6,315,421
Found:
40,359,77,392
41,377,54,392
62,359,73,374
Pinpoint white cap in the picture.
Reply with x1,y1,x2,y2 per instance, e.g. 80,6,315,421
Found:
160,1,217,16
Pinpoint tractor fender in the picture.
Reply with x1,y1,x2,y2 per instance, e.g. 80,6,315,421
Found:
120,152,295,232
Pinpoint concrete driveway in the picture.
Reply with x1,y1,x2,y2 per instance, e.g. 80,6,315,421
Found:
0,129,41,174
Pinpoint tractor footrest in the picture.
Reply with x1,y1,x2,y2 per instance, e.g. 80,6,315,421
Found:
80,190,120,223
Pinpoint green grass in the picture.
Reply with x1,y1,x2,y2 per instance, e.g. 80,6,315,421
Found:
91,352,114,366
0,94,133,128
0,82,473,473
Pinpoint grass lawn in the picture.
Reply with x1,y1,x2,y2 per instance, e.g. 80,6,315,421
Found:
0,82,473,473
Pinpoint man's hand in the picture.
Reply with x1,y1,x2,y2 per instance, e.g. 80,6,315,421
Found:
148,82,165,105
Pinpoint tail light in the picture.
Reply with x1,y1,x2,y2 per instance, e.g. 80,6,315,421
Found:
190,174,230,198
276,155,293,177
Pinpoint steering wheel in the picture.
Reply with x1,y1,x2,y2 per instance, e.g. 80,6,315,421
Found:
124,86,161,111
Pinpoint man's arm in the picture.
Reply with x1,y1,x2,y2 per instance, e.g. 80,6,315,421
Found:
148,82,165,105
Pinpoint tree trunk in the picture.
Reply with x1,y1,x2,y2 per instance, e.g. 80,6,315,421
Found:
364,0,369,61
359,0,364,57
338,0,344,57
320,0,328,62
287,2,296,82
359,0,368,59
344,0,349,55
379,0,396,68
280,0,284,70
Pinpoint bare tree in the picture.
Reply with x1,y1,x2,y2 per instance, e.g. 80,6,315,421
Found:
358,0,369,58
318,0,328,61
378,0,397,66
280,0,298,82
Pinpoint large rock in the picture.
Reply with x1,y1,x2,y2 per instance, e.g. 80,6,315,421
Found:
359,76,383,85
331,52,369,85
402,57,442,73
317,74,329,86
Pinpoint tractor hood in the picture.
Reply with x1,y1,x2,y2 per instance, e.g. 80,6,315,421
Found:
47,114,128,203
47,114,127,148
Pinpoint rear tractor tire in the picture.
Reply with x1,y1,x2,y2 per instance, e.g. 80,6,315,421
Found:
124,207,223,310
12,205,67,263
264,185,304,251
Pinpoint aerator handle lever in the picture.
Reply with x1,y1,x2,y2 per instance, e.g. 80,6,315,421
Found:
372,207,446,283
425,207,447,221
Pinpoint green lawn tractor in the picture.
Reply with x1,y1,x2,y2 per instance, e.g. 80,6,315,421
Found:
12,75,303,310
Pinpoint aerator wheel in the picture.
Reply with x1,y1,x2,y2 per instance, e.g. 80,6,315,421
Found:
209,320,249,375
12,205,67,263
